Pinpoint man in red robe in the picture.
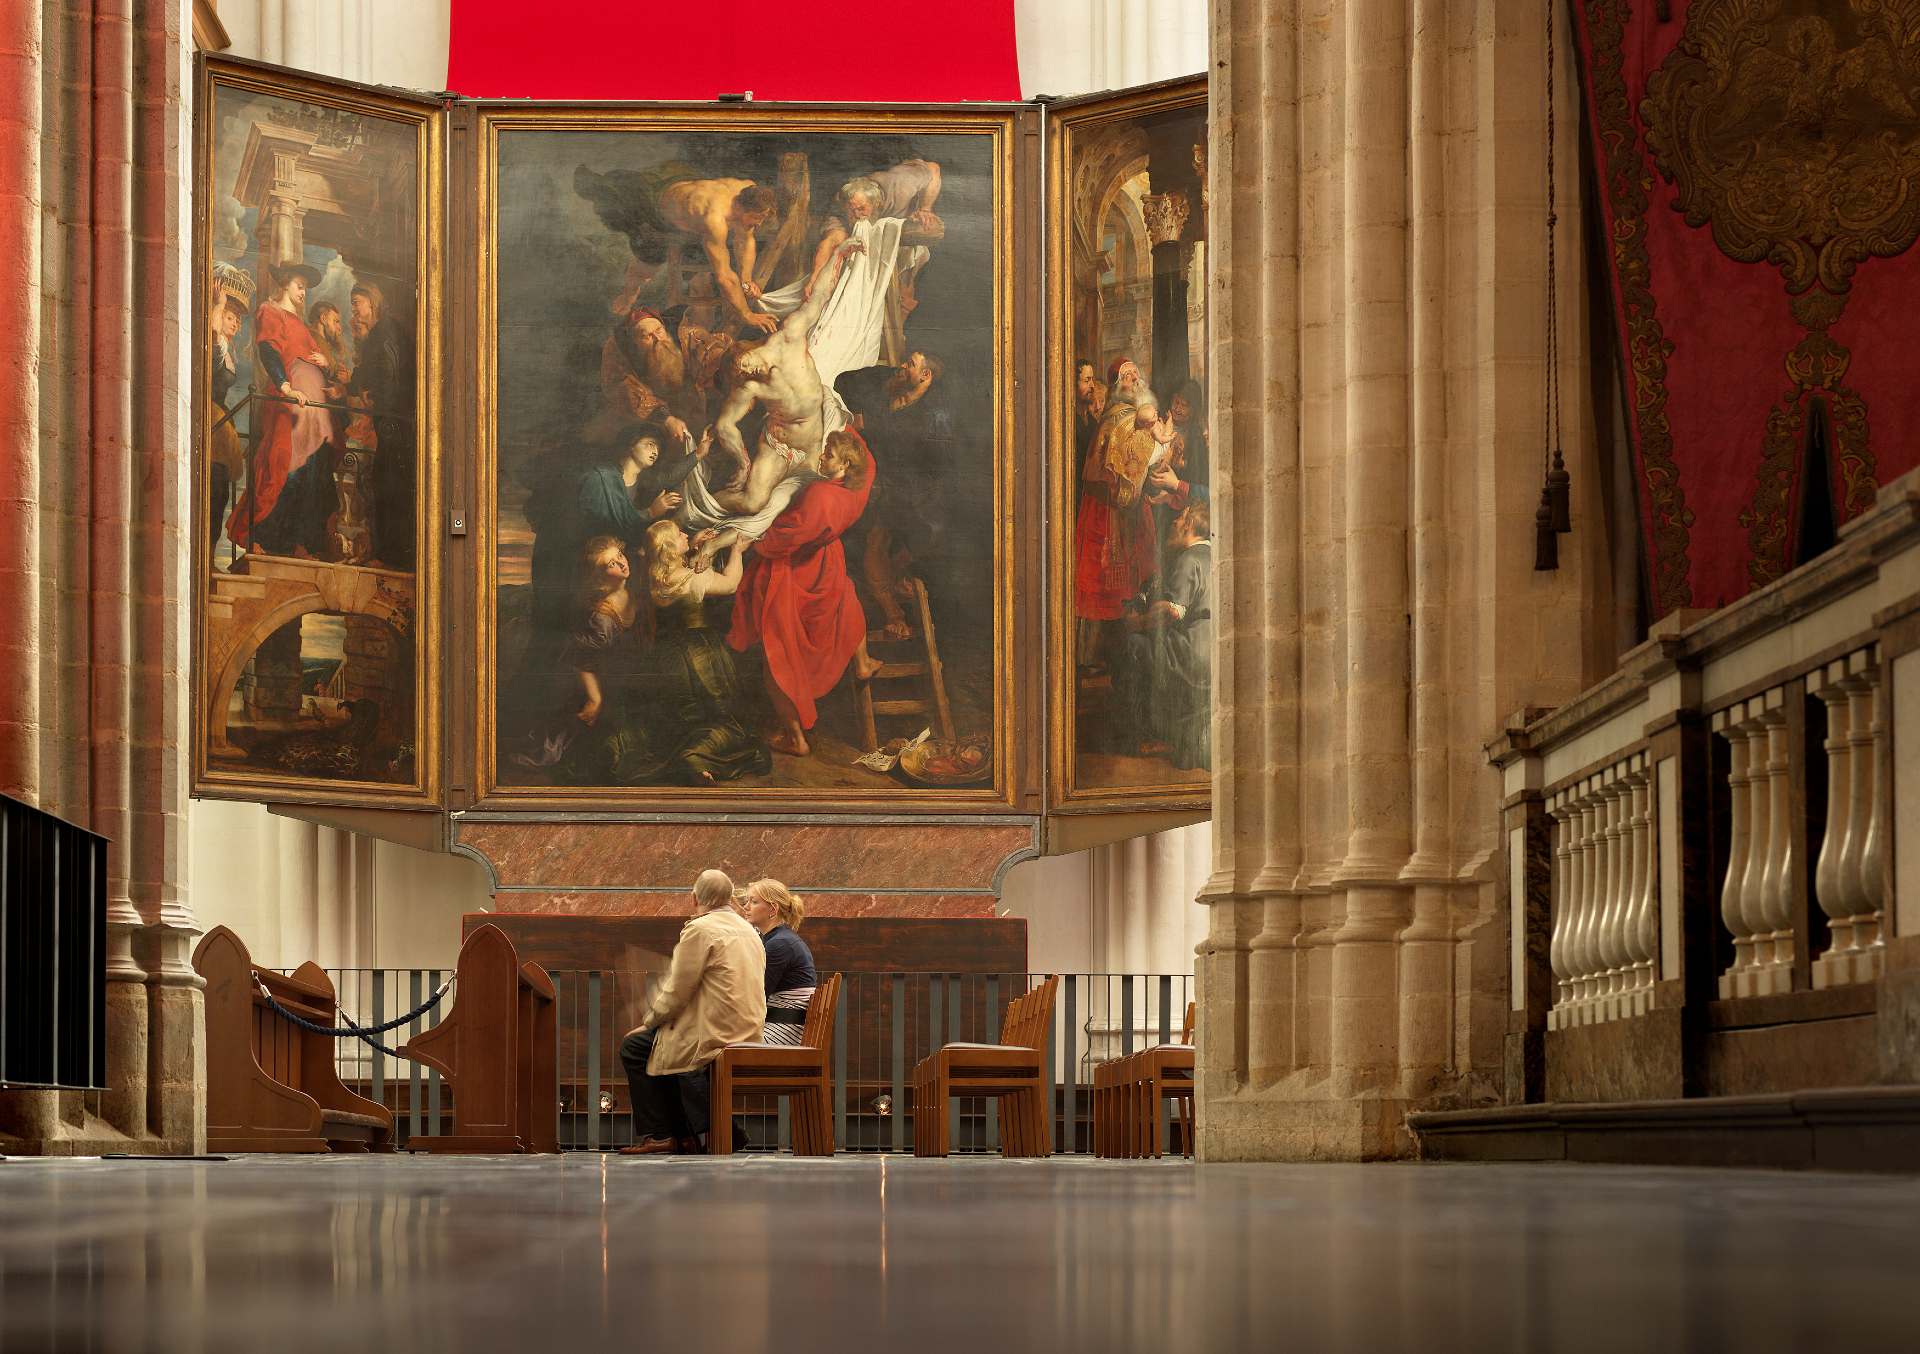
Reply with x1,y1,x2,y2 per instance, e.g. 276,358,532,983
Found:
225,262,333,550
727,428,881,756
1073,357,1177,664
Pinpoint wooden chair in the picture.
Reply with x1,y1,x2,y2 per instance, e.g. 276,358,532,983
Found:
856,577,956,747
707,973,843,1156
910,974,1059,1158
398,924,559,1153
194,925,393,1153
1094,1001,1196,1159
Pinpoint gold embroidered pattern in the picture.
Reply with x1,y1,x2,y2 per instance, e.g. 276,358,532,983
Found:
1643,0,1920,299
1586,0,1695,613
1739,331,1873,587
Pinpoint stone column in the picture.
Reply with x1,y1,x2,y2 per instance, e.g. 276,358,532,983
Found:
1196,0,1609,1159
0,0,200,1154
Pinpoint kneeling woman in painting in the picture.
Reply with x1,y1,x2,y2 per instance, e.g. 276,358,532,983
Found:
619,520,774,784
740,879,817,1044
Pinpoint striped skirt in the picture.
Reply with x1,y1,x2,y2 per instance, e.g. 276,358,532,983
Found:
763,987,815,1046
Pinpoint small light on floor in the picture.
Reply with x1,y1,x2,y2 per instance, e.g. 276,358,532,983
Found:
872,1094,892,1117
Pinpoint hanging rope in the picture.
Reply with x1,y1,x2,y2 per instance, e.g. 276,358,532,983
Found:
254,975,455,1059
1536,0,1571,570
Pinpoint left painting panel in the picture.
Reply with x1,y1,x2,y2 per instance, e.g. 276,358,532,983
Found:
193,67,439,806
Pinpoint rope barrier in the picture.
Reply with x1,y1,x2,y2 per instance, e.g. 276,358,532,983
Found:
254,975,455,1059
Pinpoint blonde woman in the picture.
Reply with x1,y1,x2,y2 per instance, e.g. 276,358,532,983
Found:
740,879,817,1046
582,520,769,785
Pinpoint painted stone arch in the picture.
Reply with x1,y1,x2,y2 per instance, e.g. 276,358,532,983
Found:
205,557,414,756
1069,120,1151,371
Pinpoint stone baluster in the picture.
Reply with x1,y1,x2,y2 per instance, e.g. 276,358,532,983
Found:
1576,783,1605,1017
1587,777,1612,1016
1547,794,1574,1026
1754,700,1797,994
1598,775,1632,1018
1812,669,1855,970
1715,704,1756,997
1814,652,1888,987
1563,785,1591,1018
1849,658,1887,972
1734,707,1775,995
1625,759,1658,1013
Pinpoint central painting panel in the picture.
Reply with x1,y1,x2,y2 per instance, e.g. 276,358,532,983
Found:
483,113,1010,799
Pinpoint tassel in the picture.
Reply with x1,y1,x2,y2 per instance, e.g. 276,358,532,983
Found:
1547,447,1570,532
1534,487,1559,571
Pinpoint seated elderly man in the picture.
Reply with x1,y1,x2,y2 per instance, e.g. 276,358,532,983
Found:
618,868,767,1154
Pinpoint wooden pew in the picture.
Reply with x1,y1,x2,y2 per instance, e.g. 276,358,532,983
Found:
194,925,394,1153
708,974,843,1156
398,924,559,1153
910,975,1059,1158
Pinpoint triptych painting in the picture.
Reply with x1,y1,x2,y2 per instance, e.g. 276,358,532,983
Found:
191,62,1206,814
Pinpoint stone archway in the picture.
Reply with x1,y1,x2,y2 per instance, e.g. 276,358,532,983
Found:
205,556,414,756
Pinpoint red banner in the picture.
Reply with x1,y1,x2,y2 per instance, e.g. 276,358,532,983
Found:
1570,0,1920,615
447,0,1021,103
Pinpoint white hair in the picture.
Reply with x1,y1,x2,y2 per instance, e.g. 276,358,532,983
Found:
693,869,736,911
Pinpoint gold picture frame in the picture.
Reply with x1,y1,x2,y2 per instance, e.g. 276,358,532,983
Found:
189,56,443,810
465,103,1029,812
1047,77,1211,813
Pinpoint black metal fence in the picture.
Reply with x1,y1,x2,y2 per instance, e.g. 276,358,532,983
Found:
306,968,1195,1154
0,794,108,1091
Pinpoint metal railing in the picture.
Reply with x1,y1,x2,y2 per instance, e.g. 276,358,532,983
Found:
301,969,1195,1154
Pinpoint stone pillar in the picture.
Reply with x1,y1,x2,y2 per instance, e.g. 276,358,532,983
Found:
0,0,200,1154
1196,0,1610,1159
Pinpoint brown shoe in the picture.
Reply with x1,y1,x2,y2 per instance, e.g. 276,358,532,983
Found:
618,1136,679,1156
677,1135,706,1155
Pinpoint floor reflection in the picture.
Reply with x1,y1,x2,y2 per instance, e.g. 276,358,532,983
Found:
1,1156,1917,1352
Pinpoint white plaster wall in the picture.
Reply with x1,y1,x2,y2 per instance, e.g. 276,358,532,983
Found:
216,0,451,91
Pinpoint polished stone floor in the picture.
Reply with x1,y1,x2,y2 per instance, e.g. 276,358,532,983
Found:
2,1154,1917,1353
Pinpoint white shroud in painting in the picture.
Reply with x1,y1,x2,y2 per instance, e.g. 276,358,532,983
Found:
677,216,905,540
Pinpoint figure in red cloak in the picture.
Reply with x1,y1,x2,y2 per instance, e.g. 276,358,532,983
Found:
727,428,883,756
225,263,334,550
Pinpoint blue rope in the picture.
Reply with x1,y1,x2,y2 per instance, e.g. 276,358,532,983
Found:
255,976,454,1058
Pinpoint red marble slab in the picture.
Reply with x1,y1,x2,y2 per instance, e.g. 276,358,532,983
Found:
490,890,1000,919
455,819,1037,892
469,913,1026,975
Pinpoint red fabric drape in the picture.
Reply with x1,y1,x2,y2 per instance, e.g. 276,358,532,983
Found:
1570,0,1920,615
728,442,877,730
448,0,1020,102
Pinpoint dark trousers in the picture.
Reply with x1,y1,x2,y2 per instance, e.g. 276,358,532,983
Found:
620,1029,712,1142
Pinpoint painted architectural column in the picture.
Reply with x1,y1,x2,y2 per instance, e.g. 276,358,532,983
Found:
1196,0,1612,1159
0,0,200,1153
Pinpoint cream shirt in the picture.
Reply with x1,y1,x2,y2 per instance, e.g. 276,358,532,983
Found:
642,907,768,1076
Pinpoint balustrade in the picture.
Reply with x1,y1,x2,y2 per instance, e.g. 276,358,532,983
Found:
1496,467,1918,1104
1546,752,1656,1029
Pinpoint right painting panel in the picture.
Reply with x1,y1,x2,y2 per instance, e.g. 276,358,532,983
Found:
1053,81,1210,801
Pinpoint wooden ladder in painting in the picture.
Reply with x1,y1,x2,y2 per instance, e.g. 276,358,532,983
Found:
856,577,957,749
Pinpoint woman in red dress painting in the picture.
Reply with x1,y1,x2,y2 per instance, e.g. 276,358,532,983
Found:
224,262,333,551
727,428,884,756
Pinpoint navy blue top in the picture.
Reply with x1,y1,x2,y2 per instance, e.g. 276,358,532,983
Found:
761,924,817,996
